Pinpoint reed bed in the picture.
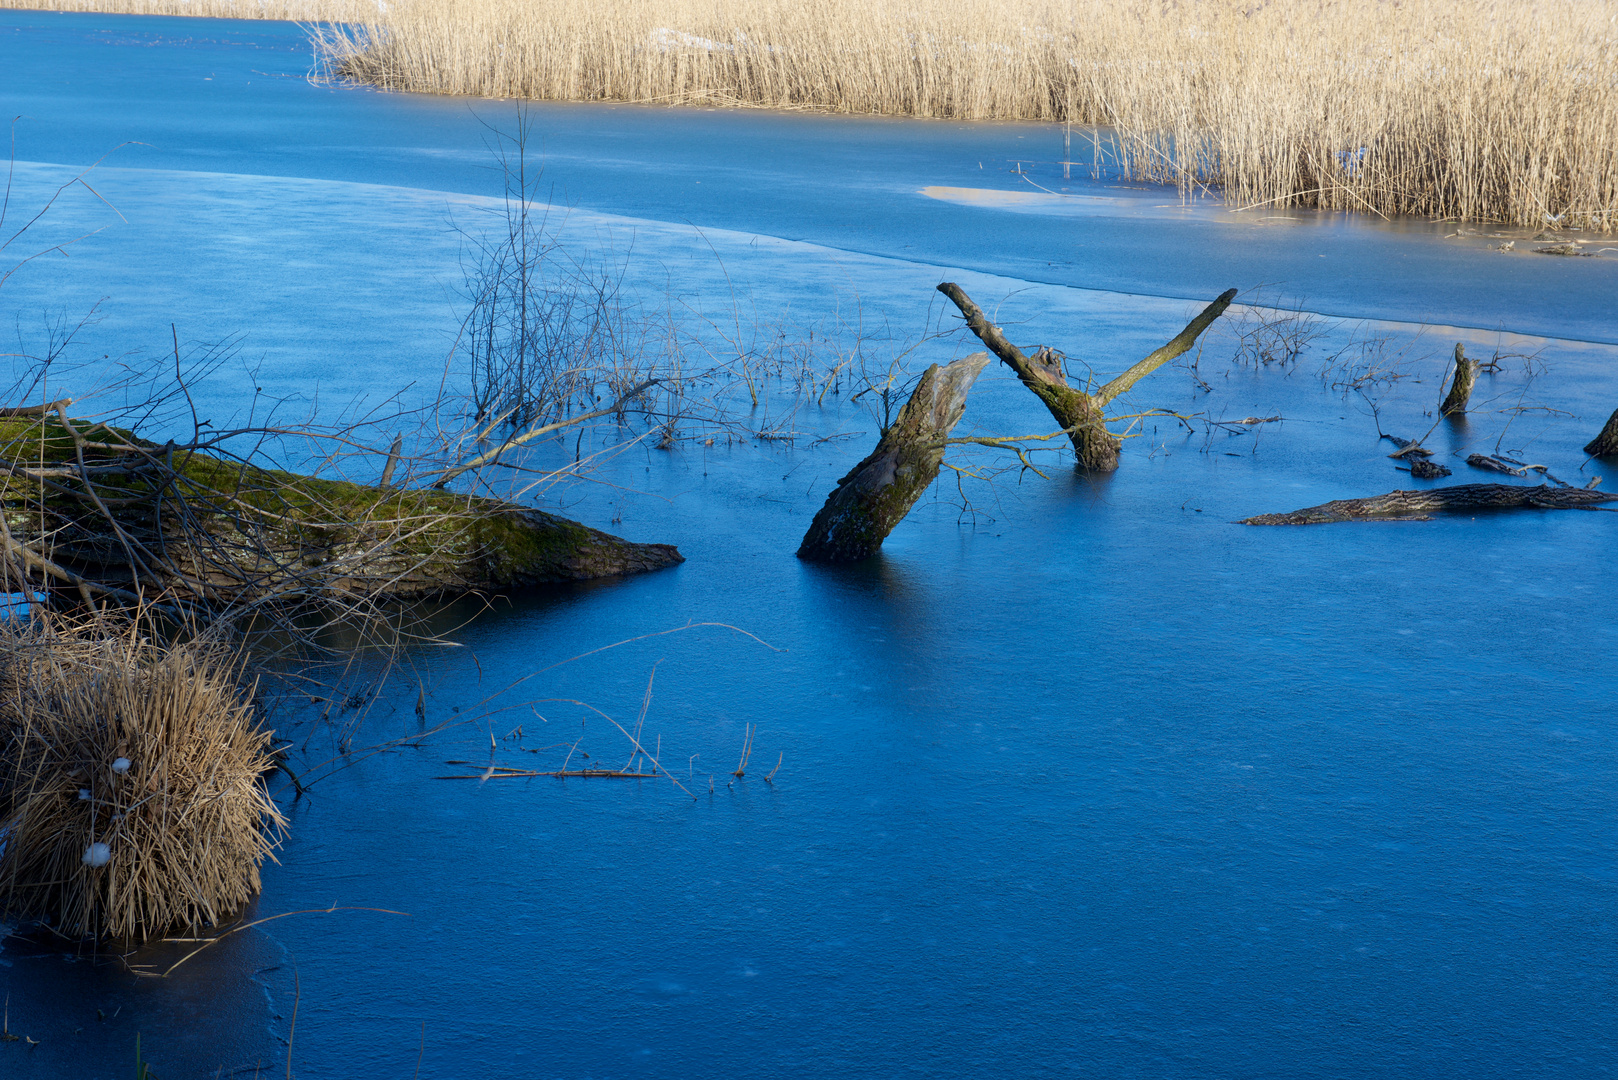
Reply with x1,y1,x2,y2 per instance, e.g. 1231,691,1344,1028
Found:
0,616,284,940
303,0,1618,231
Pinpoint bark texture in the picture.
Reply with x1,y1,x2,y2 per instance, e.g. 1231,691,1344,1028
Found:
798,353,991,562
1440,343,1476,416
0,414,681,608
1241,483,1618,525
1585,406,1618,457
936,283,1236,471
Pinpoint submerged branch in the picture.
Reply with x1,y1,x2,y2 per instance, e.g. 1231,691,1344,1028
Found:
1240,483,1618,525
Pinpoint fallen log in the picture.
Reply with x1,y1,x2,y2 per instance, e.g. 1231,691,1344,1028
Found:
936,283,1236,471
798,353,990,562
0,412,681,614
1240,483,1618,525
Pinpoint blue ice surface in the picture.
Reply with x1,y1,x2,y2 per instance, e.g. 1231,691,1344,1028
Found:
1,11,1616,1080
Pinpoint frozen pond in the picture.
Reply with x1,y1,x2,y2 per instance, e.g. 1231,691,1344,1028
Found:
2,11,1616,1079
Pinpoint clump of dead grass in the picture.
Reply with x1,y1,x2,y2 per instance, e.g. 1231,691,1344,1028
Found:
0,613,285,941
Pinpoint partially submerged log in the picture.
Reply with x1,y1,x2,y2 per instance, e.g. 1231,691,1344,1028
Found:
1585,406,1618,457
798,353,991,562
1241,483,1618,525
0,413,681,613
936,283,1236,471
1439,343,1476,416
1467,453,1525,476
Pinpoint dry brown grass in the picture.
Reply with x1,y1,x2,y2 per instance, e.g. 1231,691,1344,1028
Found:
0,615,284,940
307,0,1618,231
7,0,1614,228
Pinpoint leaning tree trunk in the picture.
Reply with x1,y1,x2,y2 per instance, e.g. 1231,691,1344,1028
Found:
1440,343,1476,416
797,353,991,562
1585,406,1618,457
0,410,682,616
936,283,1237,471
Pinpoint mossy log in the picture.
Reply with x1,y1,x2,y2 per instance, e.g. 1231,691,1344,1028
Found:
1240,483,1618,525
1440,343,1476,416
936,283,1236,471
798,353,991,562
0,414,681,608
1585,406,1618,457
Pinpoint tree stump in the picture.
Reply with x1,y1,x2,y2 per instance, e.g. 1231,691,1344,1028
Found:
1585,406,1618,457
936,283,1236,471
1440,343,1476,416
797,353,991,562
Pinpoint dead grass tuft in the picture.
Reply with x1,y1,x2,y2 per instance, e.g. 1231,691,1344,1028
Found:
0,614,285,941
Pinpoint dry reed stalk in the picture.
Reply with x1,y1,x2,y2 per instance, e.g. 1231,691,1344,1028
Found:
0,614,285,940
296,0,1618,231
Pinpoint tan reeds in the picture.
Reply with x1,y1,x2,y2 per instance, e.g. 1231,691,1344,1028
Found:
9,0,1613,227
0,615,285,940
305,0,1618,231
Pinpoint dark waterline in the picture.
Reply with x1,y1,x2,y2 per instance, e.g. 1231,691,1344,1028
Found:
1,12,1616,1080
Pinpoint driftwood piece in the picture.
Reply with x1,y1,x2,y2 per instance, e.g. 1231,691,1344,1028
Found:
1382,434,1432,459
1241,483,1618,525
936,283,1236,471
1440,343,1476,416
1467,453,1525,476
1586,406,1618,457
1408,459,1451,479
797,353,991,562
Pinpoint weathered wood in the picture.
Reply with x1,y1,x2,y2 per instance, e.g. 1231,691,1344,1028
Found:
1382,434,1432,459
0,415,682,608
0,398,73,419
1439,343,1476,416
1585,406,1618,457
1467,453,1524,476
935,283,1236,471
1241,483,1618,525
797,353,991,562
1408,459,1451,479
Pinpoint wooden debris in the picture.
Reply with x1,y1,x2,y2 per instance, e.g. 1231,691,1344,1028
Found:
1409,459,1452,479
936,282,1236,471
1586,406,1618,457
798,353,990,562
1467,453,1525,476
1240,483,1618,525
1382,434,1433,458
1440,343,1476,416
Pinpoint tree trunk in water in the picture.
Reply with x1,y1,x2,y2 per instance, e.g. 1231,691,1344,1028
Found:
1585,406,1618,456
1440,343,1476,416
0,413,683,611
935,283,1236,471
797,353,991,562
1241,483,1618,525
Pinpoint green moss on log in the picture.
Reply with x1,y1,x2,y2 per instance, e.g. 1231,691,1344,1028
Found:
0,415,681,600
